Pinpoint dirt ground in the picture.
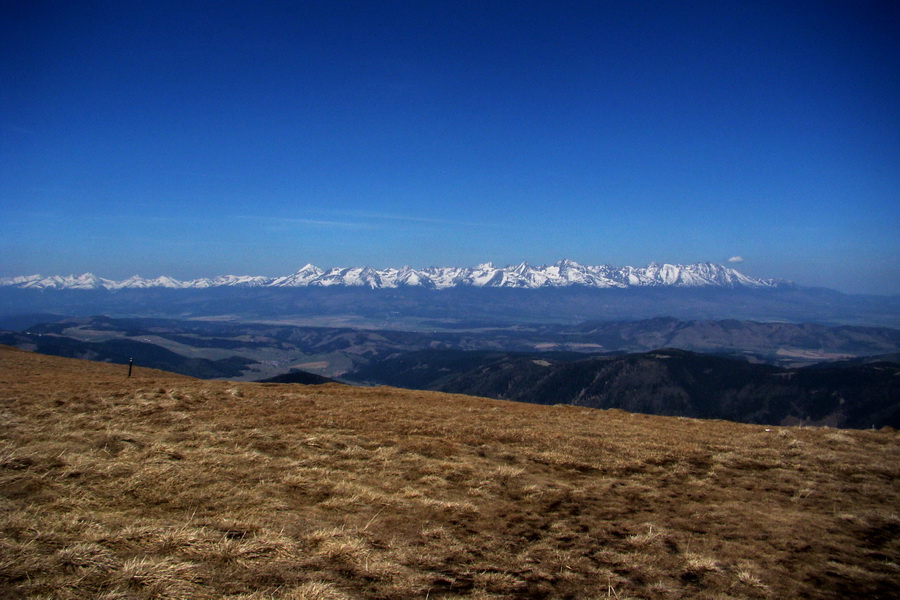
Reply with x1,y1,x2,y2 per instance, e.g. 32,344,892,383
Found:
1,345,898,599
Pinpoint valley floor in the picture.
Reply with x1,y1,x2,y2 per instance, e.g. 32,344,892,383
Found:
1,346,898,599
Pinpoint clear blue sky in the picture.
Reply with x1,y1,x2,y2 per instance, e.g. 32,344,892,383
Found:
2,0,898,293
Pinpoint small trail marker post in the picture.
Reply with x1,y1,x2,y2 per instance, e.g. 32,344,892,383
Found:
128,358,133,378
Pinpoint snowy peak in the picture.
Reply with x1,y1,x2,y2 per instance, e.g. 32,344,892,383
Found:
270,264,323,287
1,273,116,290
0,261,786,291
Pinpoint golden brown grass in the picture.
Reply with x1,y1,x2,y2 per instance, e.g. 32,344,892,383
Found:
1,345,898,599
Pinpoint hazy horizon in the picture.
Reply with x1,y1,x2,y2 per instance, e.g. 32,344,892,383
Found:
3,1,898,294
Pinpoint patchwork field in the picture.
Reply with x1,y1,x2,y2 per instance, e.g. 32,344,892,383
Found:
1,345,898,599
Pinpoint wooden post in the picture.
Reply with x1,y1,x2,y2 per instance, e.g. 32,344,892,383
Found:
128,358,133,378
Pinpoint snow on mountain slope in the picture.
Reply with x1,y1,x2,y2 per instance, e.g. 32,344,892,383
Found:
269,264,323,287
0,261,784,291
1,273,117,290
188,275,273,288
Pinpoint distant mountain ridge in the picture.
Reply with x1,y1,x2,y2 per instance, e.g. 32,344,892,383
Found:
346,348,900,429
0,260,785,291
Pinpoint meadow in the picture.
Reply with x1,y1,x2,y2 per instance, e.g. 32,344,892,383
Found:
1,346,897,599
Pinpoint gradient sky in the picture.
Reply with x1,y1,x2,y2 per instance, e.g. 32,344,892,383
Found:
2,1,898,293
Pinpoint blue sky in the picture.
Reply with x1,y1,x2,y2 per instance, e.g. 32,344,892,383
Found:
2,0,898,293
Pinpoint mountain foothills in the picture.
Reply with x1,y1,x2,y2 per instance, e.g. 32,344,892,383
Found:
0,261,782,290
4,314,900,373
348,348,900,429
1,315,898,428
2,346,899,599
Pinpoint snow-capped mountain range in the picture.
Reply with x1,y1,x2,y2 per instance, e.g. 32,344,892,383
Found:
0,261,785,291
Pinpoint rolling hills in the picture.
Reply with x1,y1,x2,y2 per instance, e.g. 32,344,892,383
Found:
0,329,256,379
346,348,900,429
1,346,898,599
2,314,899,381
3,314,898,429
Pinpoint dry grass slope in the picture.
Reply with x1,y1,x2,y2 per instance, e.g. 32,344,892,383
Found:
1,345,898,599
